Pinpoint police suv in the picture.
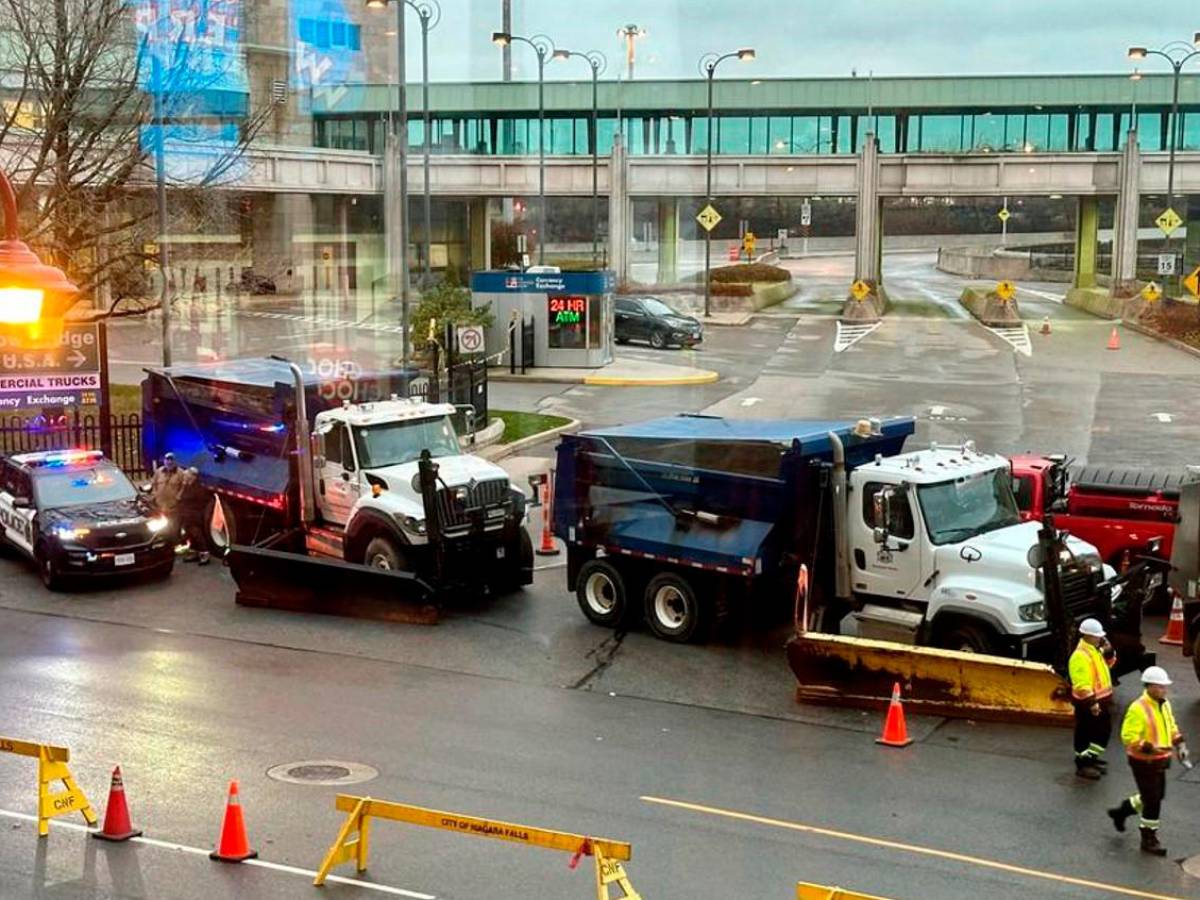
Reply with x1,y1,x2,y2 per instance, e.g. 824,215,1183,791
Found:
0,449,175,589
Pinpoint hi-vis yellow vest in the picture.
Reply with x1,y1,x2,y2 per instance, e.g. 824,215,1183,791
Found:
1068,640,1112,702
1121,693,1181,762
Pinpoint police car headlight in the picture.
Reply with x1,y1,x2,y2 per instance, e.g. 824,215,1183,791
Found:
53,527,89,542
146,515,169,534
1019,601,1046,622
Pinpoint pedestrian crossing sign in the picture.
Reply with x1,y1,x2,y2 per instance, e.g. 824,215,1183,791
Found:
1141,282,1162,303
850,280,871,301
996,280,1017,301
696,205,722,232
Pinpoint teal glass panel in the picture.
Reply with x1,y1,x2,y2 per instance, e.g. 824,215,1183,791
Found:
974,114,1004,151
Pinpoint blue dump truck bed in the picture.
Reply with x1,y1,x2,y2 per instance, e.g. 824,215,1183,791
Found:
554,415,914,574
142,359,418,513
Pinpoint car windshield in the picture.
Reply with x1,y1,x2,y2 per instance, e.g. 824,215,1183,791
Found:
34,465,136,508
641,298,680,317
353,416,461,468
916,468,1021,545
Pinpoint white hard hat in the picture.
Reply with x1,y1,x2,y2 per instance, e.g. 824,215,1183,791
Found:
1079,618,1105,638
1142,666,1173,686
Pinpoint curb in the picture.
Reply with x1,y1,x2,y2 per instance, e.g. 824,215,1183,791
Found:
1120,319,1200,361
582,370,719,387
481,417,581,461
460,416,506,450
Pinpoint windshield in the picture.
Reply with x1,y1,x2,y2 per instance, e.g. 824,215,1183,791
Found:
917,468,1021,545
641,298,680,317
34,465,136,508
353,416,461,468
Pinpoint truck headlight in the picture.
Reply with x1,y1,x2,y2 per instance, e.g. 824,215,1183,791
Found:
1019,601,1046,622
53,526,89,542
146,515,169,534
402,515,426,535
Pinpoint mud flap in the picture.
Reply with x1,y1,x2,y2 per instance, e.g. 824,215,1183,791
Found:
227,544,440,625
787,632,1073,726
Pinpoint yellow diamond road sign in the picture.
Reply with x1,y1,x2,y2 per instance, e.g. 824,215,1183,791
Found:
1142,282,1162,302
996,280,1016,301
696,204,722,232
997,208,1011,223
1156,208,1183,237
850,280,871,301
1185,267,1200,299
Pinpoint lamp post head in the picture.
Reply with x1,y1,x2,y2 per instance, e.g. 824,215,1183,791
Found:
1127,46,1148,60
737,48,756,61
491,31,511,46
1194,31,1200,47
365,0,389,9
552,49,570,61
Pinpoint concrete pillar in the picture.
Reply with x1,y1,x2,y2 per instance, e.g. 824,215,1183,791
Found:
854,134,882,284
607,134,630,282
1110,130,1141,294
467,197,491,273
1185,195,1200,278
1073,196,1099,290
655,198,679,284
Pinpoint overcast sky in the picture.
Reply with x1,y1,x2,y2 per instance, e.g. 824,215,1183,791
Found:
405,1,1199,82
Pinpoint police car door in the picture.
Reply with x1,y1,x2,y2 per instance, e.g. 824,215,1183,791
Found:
0,462,35,554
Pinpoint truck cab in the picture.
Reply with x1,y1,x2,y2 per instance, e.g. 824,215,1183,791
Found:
847,444,1107,657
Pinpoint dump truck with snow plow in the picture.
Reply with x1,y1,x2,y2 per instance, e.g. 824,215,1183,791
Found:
142,358,531,619
553,415,1154,722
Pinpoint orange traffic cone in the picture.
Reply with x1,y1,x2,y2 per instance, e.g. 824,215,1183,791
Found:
210,780,257,863
875,682,914,748
1160,592,1185,646
91,766,142,842
536,477,559,556
1040,316,1051,336
1107,327,1121,350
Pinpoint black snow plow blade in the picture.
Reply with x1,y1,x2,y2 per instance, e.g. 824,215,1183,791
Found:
227,544,439,625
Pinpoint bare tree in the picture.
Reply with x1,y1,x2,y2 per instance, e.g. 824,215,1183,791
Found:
0,0,273,318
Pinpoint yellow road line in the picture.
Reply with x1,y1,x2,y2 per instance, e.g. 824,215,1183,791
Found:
582,371,720,387
639,795,1191,900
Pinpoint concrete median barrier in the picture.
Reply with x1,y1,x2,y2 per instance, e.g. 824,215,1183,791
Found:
841,283,890,323
1064,286,1123,320
959,283,1022,326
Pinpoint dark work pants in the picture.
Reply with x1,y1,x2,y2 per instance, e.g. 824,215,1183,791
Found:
1072,700,1112,764
1130,759,1168,829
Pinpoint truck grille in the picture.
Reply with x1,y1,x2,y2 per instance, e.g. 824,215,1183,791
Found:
435,478,510,530
1060,567,1100,618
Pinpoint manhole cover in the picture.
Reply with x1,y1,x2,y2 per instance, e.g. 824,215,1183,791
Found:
266,760,378,786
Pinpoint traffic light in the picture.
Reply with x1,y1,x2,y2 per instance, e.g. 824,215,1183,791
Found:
0,169,78,347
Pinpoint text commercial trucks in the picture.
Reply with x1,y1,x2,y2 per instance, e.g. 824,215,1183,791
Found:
142,359,532,609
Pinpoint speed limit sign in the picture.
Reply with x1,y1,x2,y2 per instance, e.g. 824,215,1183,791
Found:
457,325,486,355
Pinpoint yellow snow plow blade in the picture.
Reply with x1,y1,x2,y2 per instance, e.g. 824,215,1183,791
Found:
787,632,1073,726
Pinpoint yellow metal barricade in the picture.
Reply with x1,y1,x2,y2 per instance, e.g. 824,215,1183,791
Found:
797,882,892,900
0,736,96,836
315,794,640,899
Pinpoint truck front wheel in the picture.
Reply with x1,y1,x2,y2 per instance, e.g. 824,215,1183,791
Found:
364,535,405,571
575,559,632,628
644,572,705,643
936,620,1000,656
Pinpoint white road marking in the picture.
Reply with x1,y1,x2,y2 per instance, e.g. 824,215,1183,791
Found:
834,321,880,353
1154,413,1174,423
986,324,1032,357
740,397,763,407
1018,287,1065,302
930,405,946,417
0,809,435,898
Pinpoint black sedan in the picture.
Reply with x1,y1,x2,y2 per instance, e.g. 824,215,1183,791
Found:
0,449,175,589
615,297,703,349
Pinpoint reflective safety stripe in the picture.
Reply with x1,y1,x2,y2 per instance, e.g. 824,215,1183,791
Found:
1124,694,1176,761
1069,641,1113,700
1086,743,1106,756
1140,818,1160,830
1130,794,1143,812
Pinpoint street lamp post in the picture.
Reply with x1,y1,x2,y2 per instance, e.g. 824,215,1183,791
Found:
492,31,555,265
552,48,607,266
698,48,755,318
366,0,413,367
408,0,440,285
1128,34,1200,289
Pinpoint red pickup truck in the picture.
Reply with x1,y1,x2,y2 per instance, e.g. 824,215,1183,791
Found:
1010,455,1177,609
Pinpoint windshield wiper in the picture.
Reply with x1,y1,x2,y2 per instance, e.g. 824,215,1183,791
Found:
934,526,983,543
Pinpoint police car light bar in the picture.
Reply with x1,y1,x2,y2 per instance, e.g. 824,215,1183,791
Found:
21,449,105,467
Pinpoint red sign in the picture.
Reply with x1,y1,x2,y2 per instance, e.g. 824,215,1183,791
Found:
548,295,587,325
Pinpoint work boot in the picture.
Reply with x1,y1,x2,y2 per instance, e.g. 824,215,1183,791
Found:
1093,758,1108,770
1140,827,1167,857
1107,800,1134,832
1075,764,1102,780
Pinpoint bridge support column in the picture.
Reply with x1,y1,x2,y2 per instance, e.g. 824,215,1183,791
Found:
844,134,885,321
467,197,491,273
1110,129,1141,297
607,135,630,283
656,198,679,284
1073,196,1099,290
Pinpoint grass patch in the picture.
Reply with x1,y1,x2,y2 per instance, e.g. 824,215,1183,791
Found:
109,383,142,417
491,408,572,445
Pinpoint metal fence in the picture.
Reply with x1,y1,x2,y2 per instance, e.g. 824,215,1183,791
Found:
0,413,148,480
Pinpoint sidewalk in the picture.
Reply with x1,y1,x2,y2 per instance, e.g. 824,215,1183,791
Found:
490,357,719,386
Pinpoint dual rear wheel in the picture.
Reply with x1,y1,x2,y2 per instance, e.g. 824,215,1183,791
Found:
575,559,709,643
